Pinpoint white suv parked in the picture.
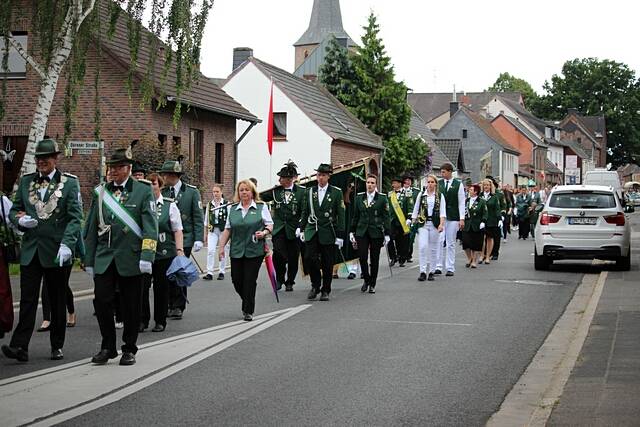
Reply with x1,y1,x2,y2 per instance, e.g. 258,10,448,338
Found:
534,185,632,270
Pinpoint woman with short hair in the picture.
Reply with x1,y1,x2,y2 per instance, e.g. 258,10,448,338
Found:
461,184,487,268
480,179,501,264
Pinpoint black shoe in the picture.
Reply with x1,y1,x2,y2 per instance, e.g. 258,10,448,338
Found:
170,308,183,320
368,287,376,294
119,352,136,366
307,289,319,300
285,284,294,292
202,274,213,280
389,259,397,267
347,273,356,280
51,349,64,360
445,271,454,277
361,282,369,292
428,273,435,281
243,313,253,321
434,269,442,275
399,261,406,267
152,324,166,332
418,272,427,282
139,323,147,333
217,273,225,280
91,349,118,364
2,345,28,362
491,255,498,261
319,292,330,301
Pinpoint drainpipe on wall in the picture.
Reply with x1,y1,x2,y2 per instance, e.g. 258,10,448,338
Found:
234,121,258,186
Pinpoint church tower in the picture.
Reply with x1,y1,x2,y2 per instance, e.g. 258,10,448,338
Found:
293,0,355,70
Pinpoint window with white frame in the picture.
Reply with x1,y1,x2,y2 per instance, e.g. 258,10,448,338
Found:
0,33,27,79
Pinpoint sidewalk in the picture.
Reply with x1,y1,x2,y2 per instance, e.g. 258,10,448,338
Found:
548,219,640,425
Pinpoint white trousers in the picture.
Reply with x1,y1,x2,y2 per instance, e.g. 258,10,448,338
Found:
437,220,459,272
206,229,229,275
418,222,441,274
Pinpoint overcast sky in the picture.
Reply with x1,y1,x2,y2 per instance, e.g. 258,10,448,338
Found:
199,0,639,94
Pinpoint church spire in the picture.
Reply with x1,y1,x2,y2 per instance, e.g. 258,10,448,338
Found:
294,0,355,47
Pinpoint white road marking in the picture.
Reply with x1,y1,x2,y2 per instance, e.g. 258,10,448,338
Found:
0,305,310,427
343,318,472,327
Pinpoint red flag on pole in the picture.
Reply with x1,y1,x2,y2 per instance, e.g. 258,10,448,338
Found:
267,80,274,155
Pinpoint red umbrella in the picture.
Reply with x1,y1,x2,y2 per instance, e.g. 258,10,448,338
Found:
263,249,280,303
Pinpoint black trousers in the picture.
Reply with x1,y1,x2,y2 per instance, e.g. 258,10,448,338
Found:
356,234,383,287
304,236,336,293
230,256,263,315
272,232,300,286
518,218,530,239
502,214,511,239
139,273,153,327
169,246,191,311
387,223,409,262
41,269,75,321
94,262,143,354
11,254,71,351
491,223,502,258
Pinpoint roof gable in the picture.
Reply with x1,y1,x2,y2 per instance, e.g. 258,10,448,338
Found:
294,0,356,47
455,108,520,155
408,91,522,124
434,138,466,172
493,113,546,147
408,109,451,170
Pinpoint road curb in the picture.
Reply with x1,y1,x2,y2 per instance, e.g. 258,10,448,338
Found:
486,267,608,427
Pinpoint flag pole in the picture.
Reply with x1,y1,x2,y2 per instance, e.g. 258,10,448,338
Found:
268,77,274,188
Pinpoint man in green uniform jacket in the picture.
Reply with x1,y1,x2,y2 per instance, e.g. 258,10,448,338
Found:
402,175,420,263
84,146,158,366
2,139,82,363
298,163,345,301
436,163,466,276
487,176,506,260
387,177,413,267
350,173,390,293
160,160,204,318
262,161,306,292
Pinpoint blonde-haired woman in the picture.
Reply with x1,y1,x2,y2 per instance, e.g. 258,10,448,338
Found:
480,179,501,264
411,174,446,281
217,180,273,321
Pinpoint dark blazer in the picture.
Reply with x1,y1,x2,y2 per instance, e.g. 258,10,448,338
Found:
351,192,390,238
463,197,488,232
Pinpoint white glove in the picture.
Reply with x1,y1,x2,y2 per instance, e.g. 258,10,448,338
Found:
406,219,412,226
139,260,153,275
498,220,503,228
85,266,94,278
335,238,344,249
18,215,38,228
349,232,356,243
193,241,204,252
479,222,485,230
56,244,72,267
299,230,305,242
384,235,391,245
295,228,301,238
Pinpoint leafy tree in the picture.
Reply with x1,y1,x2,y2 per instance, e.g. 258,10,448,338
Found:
319,35,357,107
342,13,427,187
488,72,539,106
534,58,640,166
0,0,213,180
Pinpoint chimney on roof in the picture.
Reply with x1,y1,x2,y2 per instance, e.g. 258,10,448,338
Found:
233,47,253,72
450,101,459,117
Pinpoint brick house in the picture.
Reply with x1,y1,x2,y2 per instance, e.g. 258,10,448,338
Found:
222,56,382,190
560,108,607,168
0,1,257,203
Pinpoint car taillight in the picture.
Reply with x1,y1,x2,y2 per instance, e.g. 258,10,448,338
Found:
540,212,561,225
604,212,625,226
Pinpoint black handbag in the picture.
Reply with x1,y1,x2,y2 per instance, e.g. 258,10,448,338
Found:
0,195,20,264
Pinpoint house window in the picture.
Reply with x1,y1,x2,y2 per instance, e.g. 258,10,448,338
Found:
0,33,27,79
462,129,467,139
273,112,287,139
189,129,203,167
158,134,167,148
215,143,224,184
577,137,582,144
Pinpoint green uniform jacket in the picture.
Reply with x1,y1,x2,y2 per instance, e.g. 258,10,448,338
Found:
495,189,507,215
463,197,488,232
482,193,502,227
438,178,463,221
515,194,532,218
84,179,158,277
262,184,306,240
10,170,82,268
228,202,267,259
299,185,345,245
388,189,413,227
351,192,390,238
162,182,204,249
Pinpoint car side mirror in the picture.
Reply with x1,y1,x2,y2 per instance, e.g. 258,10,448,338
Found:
624,205,635,213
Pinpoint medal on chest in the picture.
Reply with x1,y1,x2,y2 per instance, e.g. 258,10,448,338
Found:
28,176,66,220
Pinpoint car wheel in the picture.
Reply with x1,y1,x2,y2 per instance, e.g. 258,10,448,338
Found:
617,247,631,271
534,247,550,271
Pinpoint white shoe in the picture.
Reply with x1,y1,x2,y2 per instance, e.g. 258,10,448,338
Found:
115,322,124,329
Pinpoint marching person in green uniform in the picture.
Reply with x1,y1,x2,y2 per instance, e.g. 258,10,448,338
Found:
84,146,158,366
217,179,273,321
204,183,228,281
480,179,502,265
515,187,532,240
486,176,506,260
298,163,345,302
529,186,543,238
436,163,466,277
160,160,204,320
349,173,390,293
2,139,82,363
262,161,306,292
461,183,488,269
387,177,413,267
402,175,420,263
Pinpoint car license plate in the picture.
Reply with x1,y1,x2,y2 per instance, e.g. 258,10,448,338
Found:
568,217,597,225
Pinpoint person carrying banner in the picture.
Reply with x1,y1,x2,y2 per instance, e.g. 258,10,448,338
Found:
435,163,466,277
350,174,390,293
387,177,413,267
84,146,158,366
298,163,345,302
203,183,228,281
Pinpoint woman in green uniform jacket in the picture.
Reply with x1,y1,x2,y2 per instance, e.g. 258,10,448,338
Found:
461,183,488,268
218,180,273,321
480,179,502,265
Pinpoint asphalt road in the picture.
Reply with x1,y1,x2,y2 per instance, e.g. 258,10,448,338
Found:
2,229,608,426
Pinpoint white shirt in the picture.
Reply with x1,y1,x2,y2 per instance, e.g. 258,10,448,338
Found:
156,195,183,232
483,191,491,200
317,184,329,205
37,169,57,200
171,180,183,198
366,191,376,205
411,190,447,221
204,197,225,226
225,200,274,228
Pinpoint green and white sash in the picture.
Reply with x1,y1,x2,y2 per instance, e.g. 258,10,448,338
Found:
94,185,143,239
